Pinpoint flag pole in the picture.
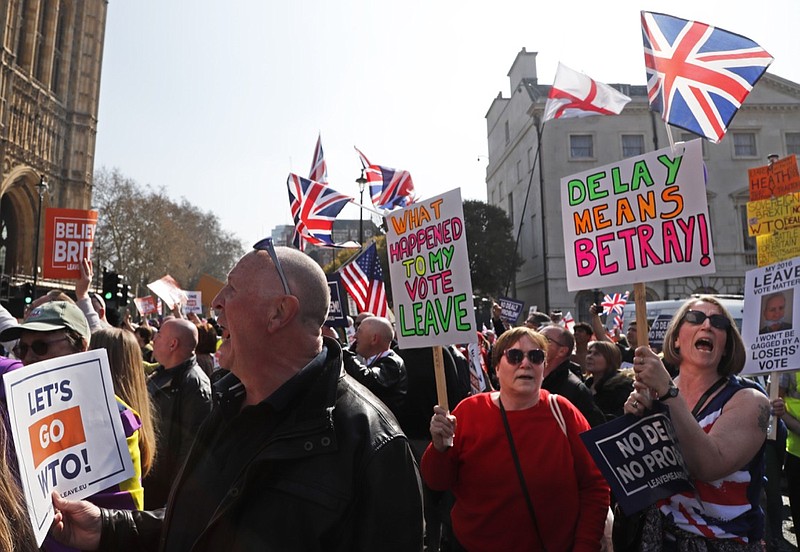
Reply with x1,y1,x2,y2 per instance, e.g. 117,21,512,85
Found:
348,198,384,218
505,117,546,309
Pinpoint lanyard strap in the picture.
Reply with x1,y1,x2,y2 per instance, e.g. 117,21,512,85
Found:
498,397,546,551
690,377,729,418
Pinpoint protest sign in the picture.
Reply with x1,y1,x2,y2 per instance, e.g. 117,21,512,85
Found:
147,275,187,310
747,192,800,236
498,296,524,325
580,407,692,516
741,256,800,375
561,139,714,291
43,208,98,279
386,188,476,348
326,275,350,328
647,314,672,350
134,296,158,316
757,228,800,267
748,154,800,201
183,291,203,315
4,350,134,545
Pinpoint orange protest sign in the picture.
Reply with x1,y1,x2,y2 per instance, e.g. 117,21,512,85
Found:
28,405,86,468
748,155,800,201
43,208,99,279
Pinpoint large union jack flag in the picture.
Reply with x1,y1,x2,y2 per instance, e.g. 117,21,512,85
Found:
293,135,330,250
602,291,629,317
339,242,389,317
287,173,355,248
355,147,416,212
641,11,773,143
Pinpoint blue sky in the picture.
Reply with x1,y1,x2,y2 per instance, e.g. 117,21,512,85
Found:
94,0,800,246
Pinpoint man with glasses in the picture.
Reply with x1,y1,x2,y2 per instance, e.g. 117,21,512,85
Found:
540,325,605,427
51,239,423,551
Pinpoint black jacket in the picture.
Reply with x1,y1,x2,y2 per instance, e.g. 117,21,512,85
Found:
343,348,408,418
98,338,423,551
144,356,212,509
587,370,635,421
542,360,606,427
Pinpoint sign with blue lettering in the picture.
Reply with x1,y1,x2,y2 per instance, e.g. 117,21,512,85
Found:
326,275,349,328
580,406,693,516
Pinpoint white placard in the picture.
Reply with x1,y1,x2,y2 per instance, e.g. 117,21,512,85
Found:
4,350,134,545
561,139,714,291
386,188,477,348
741,255,800,375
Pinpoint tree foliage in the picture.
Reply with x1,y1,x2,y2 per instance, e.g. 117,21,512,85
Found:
462,200,522,298
91,167,245,296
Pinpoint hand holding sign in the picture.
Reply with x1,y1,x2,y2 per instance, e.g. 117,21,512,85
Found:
429,405,456,452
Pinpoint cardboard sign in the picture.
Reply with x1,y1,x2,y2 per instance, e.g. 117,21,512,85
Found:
134,296,158,316
561,140,714,291
386,189,477,348
498,296,524,325
146,275,187,310
43,209,99,279
326,275,350,328
580,408,692,516
748,154,800,201
183,291,203,315
4,350,134,545
741,256,800,375
747,193,800,236
757,228,800,267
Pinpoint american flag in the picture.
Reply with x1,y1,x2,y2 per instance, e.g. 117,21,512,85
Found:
602,291,629,317
641,11,773,143
339,242,389,317
287,173,354,248
355,147,416,212
543,62,631,122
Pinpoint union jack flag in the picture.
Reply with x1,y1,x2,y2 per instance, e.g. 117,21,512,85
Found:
602,291,629,317
339,242,389,317
613,314,625,331
287,173,354,248
641,11,773,143
355,147,416,212
293,135,330,250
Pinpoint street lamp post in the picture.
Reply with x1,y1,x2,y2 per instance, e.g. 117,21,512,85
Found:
356,170,367,244
32,175,49,298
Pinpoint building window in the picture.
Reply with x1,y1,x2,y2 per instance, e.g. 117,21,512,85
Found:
785,132,800,156
621,134,645,158
508,192,514,224
569,135,594,159
504,121,510,145
527,147,534,172
732,132,757,158
738,205,756,252
516,160,522,183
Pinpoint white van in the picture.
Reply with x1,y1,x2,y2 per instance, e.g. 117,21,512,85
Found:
619,294,745,332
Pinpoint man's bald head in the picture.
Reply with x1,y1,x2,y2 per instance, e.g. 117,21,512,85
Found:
273,247,330,330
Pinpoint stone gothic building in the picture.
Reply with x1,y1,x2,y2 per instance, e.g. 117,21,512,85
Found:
0,0,107,284
486,48,800,322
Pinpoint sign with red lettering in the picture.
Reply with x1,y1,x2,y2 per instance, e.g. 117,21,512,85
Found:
43,208,99,279
561,139,714,291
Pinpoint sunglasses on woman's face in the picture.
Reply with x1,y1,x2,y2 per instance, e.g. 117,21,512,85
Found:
504,348,545,365
682,310,731,330
13,336,71,359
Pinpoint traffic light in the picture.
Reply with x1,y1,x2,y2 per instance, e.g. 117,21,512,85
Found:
102,269,123,305
120,284,130,307
22,283,34,305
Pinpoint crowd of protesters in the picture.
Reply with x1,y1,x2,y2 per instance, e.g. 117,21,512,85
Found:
0,250,792,551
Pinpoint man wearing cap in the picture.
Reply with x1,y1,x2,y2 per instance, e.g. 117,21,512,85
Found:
51,241,423,551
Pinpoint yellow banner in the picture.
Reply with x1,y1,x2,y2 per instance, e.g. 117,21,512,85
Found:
757,227,800,266
747,193,800,236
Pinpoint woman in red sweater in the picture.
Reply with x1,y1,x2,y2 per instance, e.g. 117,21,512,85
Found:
421,326,609,551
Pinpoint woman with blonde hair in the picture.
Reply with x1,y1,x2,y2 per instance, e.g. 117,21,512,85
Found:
90,328,157,480
0,421,37,551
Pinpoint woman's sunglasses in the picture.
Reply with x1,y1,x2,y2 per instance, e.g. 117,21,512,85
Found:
504,348,545,365
13,336,71,359
682,310,730,330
